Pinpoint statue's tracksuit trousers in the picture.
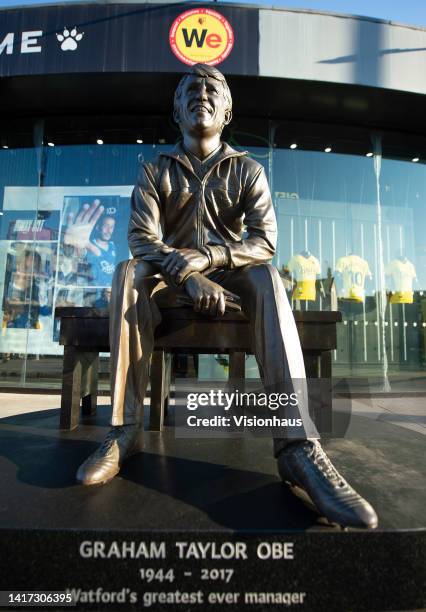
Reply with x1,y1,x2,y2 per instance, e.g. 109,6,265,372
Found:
109,258,317,456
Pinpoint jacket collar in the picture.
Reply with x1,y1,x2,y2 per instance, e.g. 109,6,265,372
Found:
160,141,248,174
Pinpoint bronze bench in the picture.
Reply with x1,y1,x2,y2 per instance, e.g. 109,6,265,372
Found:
55,306,341,432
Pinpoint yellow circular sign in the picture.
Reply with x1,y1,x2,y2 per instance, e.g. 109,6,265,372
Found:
169,8,234,66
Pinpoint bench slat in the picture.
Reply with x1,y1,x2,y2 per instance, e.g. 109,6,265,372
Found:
55,306,341,324
59,316,338,351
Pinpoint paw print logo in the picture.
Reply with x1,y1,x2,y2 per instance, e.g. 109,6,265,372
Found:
56,27,84,51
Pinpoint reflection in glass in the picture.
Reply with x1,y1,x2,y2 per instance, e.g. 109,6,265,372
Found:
0,126,424,392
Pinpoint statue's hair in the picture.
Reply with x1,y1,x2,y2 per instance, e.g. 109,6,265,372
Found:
174,63,232,130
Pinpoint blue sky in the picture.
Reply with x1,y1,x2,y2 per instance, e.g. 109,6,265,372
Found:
0,0,425,28
240,1,426,27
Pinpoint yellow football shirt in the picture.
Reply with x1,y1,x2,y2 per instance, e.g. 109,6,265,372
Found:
287,253,321,301
335,254,372,302
385,259,416,304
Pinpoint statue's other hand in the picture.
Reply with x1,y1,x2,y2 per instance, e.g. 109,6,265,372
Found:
162,249,210,285
183,273,238,317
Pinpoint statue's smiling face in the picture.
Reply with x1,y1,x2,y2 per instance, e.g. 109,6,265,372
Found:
176,75,230,136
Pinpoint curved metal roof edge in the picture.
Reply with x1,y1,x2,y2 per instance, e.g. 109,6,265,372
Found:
0,0,425,33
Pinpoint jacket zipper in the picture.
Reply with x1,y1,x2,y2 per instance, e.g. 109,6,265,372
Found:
166,151,247,250
198,184,204,248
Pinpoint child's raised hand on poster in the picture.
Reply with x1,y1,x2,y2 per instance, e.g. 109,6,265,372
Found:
63,199,104,250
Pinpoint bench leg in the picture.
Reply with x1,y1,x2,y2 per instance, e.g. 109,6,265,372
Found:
319,351,333,434
303,351,333,436
229,350,245,380
163,353,172,418
60,346,83,430
150,350,167,431
303,351,319,378
81,352,99,417
320,351,332,378
228,351,245,412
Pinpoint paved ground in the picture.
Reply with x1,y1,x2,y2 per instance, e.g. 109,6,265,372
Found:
337,396,426,437
0,391,424,531
0,393,113,418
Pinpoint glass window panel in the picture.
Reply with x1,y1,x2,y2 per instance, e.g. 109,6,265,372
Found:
0,116,424,393
272,139,426,392
0,140,42,387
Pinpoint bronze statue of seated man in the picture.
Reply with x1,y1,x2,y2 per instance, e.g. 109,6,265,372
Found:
76,63,377,530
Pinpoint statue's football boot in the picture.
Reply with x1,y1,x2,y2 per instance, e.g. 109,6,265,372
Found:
277,440,378,529
76,425,142,485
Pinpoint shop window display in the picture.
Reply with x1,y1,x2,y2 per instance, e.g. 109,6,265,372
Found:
0,126,424,392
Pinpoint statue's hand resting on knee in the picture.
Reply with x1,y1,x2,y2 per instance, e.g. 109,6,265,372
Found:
183,273,239,317
162,249,210,285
